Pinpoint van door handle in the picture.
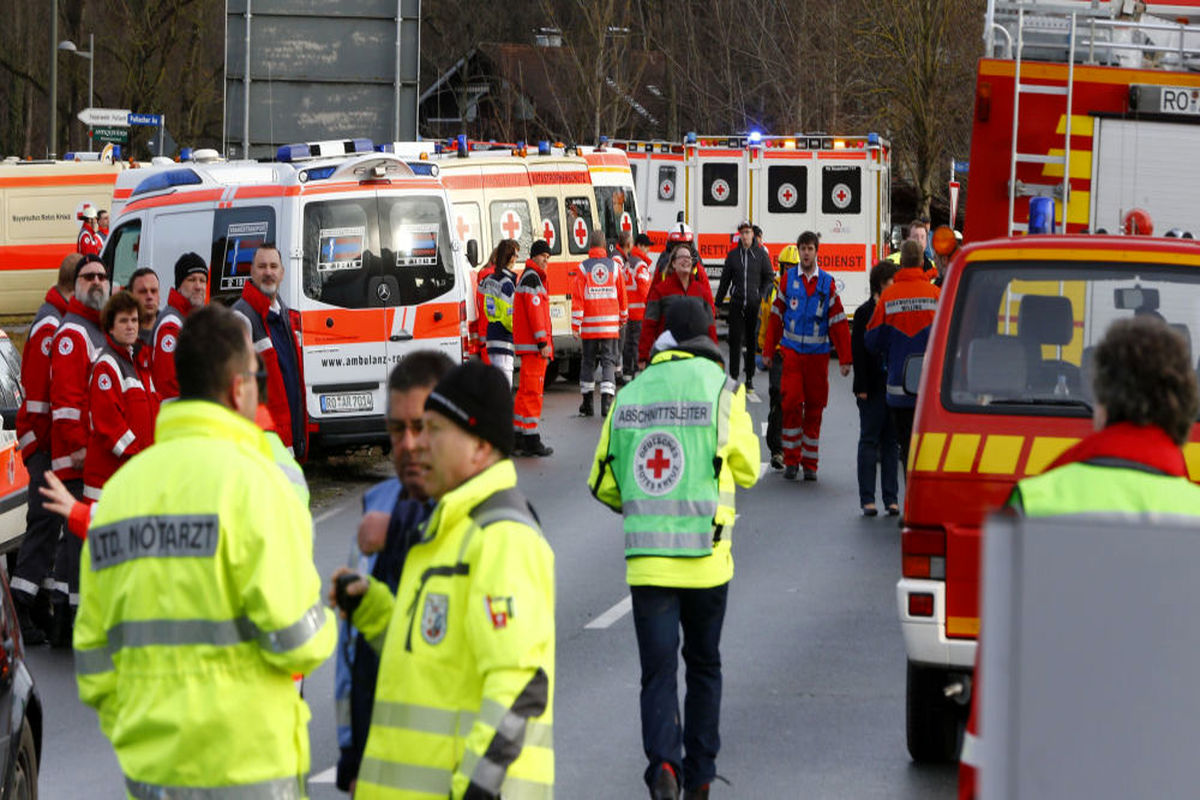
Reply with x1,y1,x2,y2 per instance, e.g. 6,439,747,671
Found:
390,332,413,342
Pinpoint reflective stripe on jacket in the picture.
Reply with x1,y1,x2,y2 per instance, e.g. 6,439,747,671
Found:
50,298,106,480
351,460,555,799
75,400,335,796
480,267,517,355
513,260,553,358
16,289,68,457
82,339,159,501
864,267,939,409
152,289,191,401
589,345,760,588
572,249,627,339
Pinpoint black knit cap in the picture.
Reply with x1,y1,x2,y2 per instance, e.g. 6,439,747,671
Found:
425,361,514,456
174,252,208,289
662,296,710,343
74,253,106,280
530,240,551,258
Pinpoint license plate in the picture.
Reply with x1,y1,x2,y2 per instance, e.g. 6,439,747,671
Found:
550,303,566,319
320,392,373,413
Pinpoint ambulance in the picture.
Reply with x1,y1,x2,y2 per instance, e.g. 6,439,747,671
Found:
577,144,641,248
102,138,470,452
613,133,892,313
619,140,686,251
0,151,127,315
0,329,29,552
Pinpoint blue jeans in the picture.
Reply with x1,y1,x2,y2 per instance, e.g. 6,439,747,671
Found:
857,393,900,507
631,582,729,792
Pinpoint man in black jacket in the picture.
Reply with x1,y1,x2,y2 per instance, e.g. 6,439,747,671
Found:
716,220,774,390
851,261,901,516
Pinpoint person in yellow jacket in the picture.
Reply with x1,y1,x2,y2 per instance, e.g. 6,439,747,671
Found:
588,299,760,800
331,360,555,800
73,303,335,799
757,245,794,470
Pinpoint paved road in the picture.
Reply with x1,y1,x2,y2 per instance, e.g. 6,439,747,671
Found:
27,365,956,798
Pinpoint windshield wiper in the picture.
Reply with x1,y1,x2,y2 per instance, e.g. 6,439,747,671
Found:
986,397,1093,412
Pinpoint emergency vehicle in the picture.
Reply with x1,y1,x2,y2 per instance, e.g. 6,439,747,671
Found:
102,138,470,451
612,133,891,312
577,144,641,248
967,0,1200,240
0,329,29,552
0,152,127,315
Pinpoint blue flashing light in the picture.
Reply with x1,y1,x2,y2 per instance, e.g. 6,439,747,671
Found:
277,143,311,162
517,140,526,150
112,145,121,160
351,138,374,153
748,130,762,144
456,134,468,158
867,132,880,146
131,168,202,197
685,131,697,144
1028,197,1056,234
538,140,551,156
407,161,438,176
599,135,609,145
303,166,337,181
375,143,394,153
434,143,444,155
180,147,194,161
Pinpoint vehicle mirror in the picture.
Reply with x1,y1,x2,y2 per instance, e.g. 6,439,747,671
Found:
1114,286,1159,311
903,353,924,396
932,225,958,257
466,239,479,268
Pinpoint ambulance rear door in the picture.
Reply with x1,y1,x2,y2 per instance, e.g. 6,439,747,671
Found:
584,150,640,248
750,146,813,263
686,142,747,275
631,142,685,258
813,148,874,313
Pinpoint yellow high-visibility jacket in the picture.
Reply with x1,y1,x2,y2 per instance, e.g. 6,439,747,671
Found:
352,459,555,799
75,400,335,799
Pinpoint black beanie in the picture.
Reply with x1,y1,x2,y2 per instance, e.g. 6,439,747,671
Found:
662,296,710,343
425,362,514,456
74,253,105,280
530,240,551,258
174,252,208,288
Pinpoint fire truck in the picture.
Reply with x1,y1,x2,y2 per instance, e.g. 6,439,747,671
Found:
613,133,891,312
901,0,1200,765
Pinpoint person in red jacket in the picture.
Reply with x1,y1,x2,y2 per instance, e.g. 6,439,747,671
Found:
232,244,306,460
47,252,109,644
512,240,555,457
153,252,209,400
572,230,627,418
76,205,103,257
638,243,718,366
83,291,160,501
762,231,852,481
11,253,79,644
617,231,652,383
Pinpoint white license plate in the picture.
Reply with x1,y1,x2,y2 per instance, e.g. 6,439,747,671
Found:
320,392,373,413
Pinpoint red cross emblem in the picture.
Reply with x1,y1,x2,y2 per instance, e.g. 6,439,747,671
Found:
542,219,556,250
620,212,633,233
456,216,471,240
831,183,852,210
711,179,729,200
777,182,798,209
501,210,522,240
572,218,589,248
783,188,794,202
646,448,671,479
836,189,847,203
633,430,685,495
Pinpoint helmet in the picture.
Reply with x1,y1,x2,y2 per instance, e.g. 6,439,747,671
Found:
80,204,97,220
778,244,800,265
1122,208,1153,236
666,222,694,244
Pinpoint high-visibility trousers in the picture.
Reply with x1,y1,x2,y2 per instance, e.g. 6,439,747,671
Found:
780,349,830,471
514,354,548,434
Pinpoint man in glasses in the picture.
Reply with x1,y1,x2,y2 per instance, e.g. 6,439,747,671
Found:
46,252,110,645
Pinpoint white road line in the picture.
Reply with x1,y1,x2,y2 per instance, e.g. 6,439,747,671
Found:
585,595,632,629
760,421,768,436
310,766,336,784
760,461,770,478
314,504,347,526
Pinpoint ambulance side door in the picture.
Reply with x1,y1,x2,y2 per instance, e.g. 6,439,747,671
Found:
817,156,869,311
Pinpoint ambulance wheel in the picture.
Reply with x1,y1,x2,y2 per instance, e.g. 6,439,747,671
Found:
906,661,964,763
544,358,560,388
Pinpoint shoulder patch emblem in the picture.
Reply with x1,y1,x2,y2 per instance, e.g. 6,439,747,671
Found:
421,592,449,645
592,263,610,285
97,373,112,392
531,295,541,306
161,333,176,354
486,595,515,629
57,337,73,357
41,337,52,357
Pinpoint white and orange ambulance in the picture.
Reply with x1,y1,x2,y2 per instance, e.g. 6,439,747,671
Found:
102,138,470,451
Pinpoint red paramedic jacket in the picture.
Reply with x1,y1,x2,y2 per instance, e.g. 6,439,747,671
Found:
50,298,106,481
152,288,193,400
513,259,554,359
638,271,718,363
232,281,305,454
16,288,69,458
619,247,653,322
83,337,159,500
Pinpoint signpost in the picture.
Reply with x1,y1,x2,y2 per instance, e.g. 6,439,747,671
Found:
92,127,128,145
74,109,167,157
77,108,131,127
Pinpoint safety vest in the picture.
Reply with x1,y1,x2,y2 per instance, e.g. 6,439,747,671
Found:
74,400,335,799
780,267,834,355
1014,459,1200,519
352,460,555,800
605,355,738,558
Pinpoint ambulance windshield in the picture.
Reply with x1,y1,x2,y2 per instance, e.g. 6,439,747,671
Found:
594,185,639,244
943,261,1200,417
302,196,455,309
0,335,20,420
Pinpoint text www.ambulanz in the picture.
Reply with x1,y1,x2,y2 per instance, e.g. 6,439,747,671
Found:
319,353,409,368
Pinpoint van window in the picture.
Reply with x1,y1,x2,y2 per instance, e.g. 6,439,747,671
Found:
822,165,862,215
565,196,594,254
453,202,483,263
537,197,562,255
488,200,533,260
657,166,677,201
302,196,455,309
0,336,21,414
210,207,276,304
701,164,738,207
594,185,639,242
943,261,1200,417
104,220,142,288
768,165,807,214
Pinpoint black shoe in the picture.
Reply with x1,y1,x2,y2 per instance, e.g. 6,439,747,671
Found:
526,434,554,457
578,393,595,417
682,786,710,800
49,599,74,649
803,469,818,482
511,434,530,458
650,763,680,800
887,504,901,516
14,597,46,646
783,464,799,480
862,504,879,517
770,453,785,470
745,379,754,392
600,393,613,418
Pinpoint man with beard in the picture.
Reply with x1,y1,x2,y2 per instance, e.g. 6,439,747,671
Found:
155,252,209,400
232,245,305,459
333,350,455,792
47,252,110,645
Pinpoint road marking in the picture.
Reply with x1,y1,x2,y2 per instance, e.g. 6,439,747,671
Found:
310,766,336,784
585,595,632,629
760,422,768,436
760,462,770,478
314,504,347,526
747,390,762,404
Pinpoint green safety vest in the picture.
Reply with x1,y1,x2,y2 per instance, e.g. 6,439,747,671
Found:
607,355,738,557
1014,458,1200,520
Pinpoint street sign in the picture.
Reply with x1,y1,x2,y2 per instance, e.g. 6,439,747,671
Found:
92,127,129,145
953,159,970,174
77,108,131,127
128,113,162,126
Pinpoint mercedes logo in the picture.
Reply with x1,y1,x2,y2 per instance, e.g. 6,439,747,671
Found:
376,283,392,301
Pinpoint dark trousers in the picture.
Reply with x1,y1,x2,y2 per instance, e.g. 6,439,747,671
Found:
622,319,643,377
726,303,759,384
631,582,729,792
11,450,62,602
857,393,900,507
766,358,782,456
892,406,916,474
580,337,619,396
51,478,84,607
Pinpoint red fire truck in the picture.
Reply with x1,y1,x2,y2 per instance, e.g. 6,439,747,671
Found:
902,0,1200,765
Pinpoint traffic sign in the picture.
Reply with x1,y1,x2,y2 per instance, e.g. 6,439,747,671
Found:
953,159,970,174
77,108,131,127
128,113,163,126
92,127,129,145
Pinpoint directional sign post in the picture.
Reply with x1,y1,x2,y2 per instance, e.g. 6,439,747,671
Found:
92,127,129,146
128,113,167,157
77,108,132,127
